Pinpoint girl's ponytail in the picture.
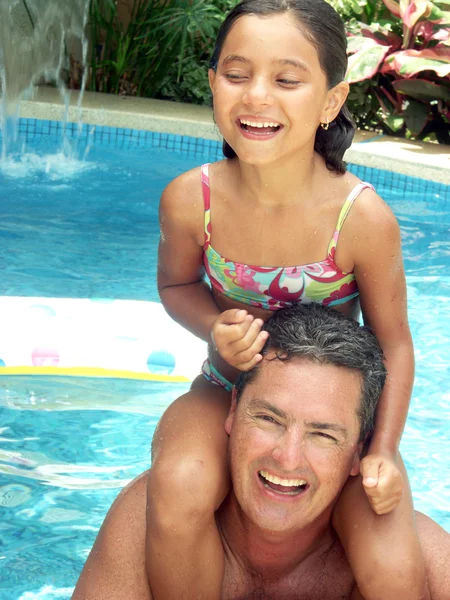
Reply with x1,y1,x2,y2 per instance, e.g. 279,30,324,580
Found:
314,105,356,174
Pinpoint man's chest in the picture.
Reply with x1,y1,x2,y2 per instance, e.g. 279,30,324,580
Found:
221,551,355,600
222,581,354,600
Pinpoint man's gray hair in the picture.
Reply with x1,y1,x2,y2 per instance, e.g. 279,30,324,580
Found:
234,304,387,443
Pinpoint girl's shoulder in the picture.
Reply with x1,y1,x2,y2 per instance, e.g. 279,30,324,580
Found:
161,159,229,207
333,172,401,265
160,164,203,210
335,171,397,232
159,160,228,244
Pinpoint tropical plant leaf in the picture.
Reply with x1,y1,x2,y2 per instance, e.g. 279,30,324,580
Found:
384,113,405,131
346,42,391,82
404,99,430,134
417,20,450,42
347,35,371,54
383,47,450,76
382,0,401,17
393,78,450,101
401,0,429,29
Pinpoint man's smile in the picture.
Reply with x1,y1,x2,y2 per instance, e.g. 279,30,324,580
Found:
258,470,309,496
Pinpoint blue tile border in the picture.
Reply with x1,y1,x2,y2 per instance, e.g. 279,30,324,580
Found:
4,118,450,200
348,164,449,202
11,118,224,161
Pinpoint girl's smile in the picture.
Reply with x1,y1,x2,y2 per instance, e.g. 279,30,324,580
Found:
236,115,284,140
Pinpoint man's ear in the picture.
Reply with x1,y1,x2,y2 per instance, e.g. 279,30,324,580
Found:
224,387,238,435
208,68,216,94
349,441,364,477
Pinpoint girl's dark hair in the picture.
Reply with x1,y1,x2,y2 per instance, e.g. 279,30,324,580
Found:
210,0,355,174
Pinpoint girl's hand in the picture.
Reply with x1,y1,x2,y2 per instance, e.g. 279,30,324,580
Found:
360,453,404,515
211,309,269,371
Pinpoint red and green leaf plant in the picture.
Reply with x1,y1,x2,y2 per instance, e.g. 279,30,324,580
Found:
345,0,450,143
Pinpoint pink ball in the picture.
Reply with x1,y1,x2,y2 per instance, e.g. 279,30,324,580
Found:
31,347,60,367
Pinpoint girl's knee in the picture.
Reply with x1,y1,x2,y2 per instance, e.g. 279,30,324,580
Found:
148,454,227,529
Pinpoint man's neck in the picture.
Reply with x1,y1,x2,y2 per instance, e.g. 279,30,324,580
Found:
217,493,337,581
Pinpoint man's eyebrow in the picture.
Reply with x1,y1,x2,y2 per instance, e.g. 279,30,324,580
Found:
249,399,288,420
306,422,349,439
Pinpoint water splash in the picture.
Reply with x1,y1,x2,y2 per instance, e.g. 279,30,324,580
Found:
0,149,95,180
18,587,75,600
0,0,91,174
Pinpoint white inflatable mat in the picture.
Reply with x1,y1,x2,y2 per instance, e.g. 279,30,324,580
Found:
0,297,207,382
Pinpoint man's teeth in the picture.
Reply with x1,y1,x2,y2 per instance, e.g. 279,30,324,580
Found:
240,119,280,128
259,470,306,487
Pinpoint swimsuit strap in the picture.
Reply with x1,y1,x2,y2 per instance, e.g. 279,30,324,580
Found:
201,163,212,248
327,182,374,259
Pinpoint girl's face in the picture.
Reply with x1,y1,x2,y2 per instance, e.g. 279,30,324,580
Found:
209,13,348,166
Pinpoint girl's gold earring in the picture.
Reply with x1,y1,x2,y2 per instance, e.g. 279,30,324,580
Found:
320,118,330,130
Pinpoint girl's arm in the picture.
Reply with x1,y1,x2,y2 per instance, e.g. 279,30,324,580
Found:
352,191,413,465
158,169,221,341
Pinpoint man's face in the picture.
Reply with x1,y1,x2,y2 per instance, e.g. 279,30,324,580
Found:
225,356,363,534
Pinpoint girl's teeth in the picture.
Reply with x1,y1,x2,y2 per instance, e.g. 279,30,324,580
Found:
240,119,279,128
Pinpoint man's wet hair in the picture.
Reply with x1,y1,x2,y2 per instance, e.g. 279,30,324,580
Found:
234,304,387,443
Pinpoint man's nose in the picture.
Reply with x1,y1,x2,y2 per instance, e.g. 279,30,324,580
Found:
271,431,307,472
243,76,274,108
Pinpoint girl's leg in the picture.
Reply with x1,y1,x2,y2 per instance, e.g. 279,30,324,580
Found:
146,377,231,600
334,454,430,600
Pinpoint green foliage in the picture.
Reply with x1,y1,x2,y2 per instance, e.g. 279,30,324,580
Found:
341,0,450,142
157,0,239,105
328,0,388,23
160,57,212,105
86,0,237,99
74,0,449,143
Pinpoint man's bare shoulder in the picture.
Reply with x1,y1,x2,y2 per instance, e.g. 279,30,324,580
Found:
71,471,151,600
415,511,450,599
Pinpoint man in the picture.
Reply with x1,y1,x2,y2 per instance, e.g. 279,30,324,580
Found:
72,304,450,599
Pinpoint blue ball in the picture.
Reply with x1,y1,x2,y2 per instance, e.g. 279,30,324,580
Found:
146,351,176,375
0,359,5,367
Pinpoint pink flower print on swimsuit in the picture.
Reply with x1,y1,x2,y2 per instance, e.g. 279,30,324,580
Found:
224,264,265,296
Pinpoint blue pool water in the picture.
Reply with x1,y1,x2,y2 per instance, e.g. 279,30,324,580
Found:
0,126,449,598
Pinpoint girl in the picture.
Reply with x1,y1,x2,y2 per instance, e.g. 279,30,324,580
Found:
148,1,427,598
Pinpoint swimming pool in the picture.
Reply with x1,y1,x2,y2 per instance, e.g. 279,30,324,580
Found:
0,120,449,599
